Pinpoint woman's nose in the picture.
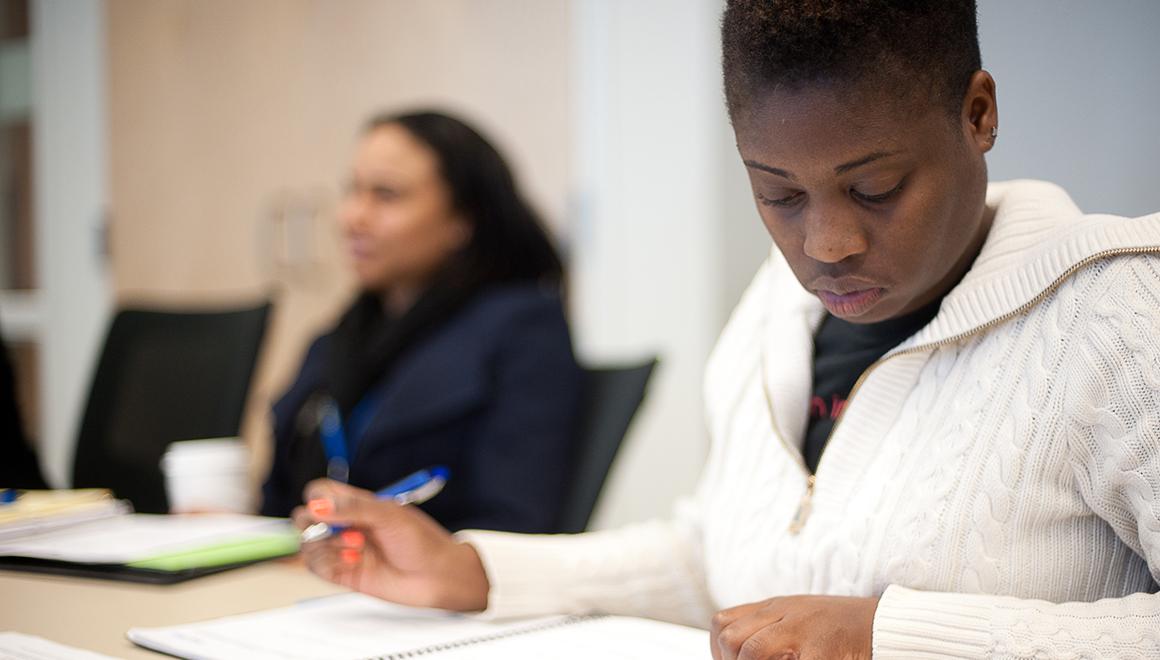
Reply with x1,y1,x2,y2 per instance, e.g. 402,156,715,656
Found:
338,193,369,231
802,207,868,264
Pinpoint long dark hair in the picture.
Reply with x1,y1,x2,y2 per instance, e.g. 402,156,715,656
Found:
324,110,565,421
279,111,570,500
367,110,565,287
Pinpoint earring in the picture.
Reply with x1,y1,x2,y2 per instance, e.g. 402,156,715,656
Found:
989,125,998,141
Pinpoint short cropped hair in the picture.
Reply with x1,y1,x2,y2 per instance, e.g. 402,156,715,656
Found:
722,0,981,120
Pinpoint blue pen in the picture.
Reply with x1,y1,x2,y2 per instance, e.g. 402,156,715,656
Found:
299,466,450,543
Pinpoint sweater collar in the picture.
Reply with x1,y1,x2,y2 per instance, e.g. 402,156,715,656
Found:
758,179,1160,450
898,179,1160,351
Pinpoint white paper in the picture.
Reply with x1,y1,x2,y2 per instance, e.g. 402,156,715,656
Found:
435,616,710,659
0,513,291,564
0,499,129,543
126,593,709,660
0,633,119,660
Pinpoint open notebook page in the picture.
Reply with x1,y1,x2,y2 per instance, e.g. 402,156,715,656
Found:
0,632,119,660
127,592,709,660
432,615,709,659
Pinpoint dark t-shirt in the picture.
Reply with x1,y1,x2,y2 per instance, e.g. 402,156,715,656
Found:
803,300,942,473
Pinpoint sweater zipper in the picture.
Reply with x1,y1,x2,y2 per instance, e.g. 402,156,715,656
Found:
764,245,1160,535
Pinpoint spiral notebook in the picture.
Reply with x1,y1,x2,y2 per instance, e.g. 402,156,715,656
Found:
126,592,709,659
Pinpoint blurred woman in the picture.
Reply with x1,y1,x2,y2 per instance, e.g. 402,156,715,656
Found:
261,111,583,533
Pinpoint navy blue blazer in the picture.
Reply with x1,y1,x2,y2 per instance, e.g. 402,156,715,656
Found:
260,284,584,533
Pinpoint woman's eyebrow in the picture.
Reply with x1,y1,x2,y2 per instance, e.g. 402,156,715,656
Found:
743,150,900,180
833,150,899,175
743,160,796,180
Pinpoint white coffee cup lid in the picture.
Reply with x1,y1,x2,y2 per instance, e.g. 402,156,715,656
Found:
161,438,249,471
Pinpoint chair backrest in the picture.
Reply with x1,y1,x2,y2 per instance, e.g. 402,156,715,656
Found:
71,302,272,513
555,358,658,534
0,322,47,489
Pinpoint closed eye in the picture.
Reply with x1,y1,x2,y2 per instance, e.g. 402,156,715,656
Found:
371,185,399,201
756,191,804,208
851,181,904,204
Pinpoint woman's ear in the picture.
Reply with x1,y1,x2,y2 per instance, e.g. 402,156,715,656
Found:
961,70,999,154
451,215,474,250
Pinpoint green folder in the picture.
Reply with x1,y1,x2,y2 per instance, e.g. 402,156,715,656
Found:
127,529,300,571
0,514,303,584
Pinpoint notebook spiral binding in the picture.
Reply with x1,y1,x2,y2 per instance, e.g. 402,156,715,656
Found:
372,614,606,659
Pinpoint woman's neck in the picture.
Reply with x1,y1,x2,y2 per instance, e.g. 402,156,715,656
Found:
382,286,420,317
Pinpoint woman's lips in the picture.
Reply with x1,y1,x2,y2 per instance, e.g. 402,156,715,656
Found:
815,287,885,318
347,241,375,261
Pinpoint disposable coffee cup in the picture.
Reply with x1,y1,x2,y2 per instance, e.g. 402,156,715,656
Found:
160,438,253,513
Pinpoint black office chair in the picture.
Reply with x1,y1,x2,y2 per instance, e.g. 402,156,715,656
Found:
0,321,48,489
71,302,271,513
555,358,658,534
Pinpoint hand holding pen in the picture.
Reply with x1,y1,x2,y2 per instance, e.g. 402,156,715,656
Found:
299,466,450,543
291,475,490,612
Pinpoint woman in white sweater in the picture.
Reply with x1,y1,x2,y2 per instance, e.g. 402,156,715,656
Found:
295,1,1160,657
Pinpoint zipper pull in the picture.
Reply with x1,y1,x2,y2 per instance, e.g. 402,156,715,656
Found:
788,474,816,535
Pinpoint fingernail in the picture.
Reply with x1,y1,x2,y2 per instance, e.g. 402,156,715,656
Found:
307,499,334,517
340,530,365,549
340,548,361,565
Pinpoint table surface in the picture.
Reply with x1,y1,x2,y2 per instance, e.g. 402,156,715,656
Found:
0,557,347,658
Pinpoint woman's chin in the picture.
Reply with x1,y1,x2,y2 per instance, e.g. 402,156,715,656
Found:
352,269,392,292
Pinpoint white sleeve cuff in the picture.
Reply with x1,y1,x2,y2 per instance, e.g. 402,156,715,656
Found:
455,529,580,621
455,519,713,628
873,585,994,658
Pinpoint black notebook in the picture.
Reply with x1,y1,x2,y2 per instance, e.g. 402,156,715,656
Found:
0,555,266,584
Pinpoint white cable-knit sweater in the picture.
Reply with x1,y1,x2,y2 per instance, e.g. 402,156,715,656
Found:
460,180,1160,658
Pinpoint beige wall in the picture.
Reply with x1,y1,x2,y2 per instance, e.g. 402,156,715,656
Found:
106,0,572,490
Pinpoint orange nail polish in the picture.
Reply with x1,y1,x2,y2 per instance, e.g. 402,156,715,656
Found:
341,530,365,548
340,548,361,565
307,499,334,517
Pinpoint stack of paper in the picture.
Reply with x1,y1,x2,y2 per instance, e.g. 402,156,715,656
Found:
0,493,299,582
0,513,299,569
0,489,129,542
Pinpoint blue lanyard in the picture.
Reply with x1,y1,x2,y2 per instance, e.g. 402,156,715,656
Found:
346,393,379,452
318,394,380,483
318,399,349,482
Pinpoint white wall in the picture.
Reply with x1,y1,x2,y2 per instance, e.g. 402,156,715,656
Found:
30,0,111,486
103,0,574,490
978,0,1160,216
570,0,730,528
